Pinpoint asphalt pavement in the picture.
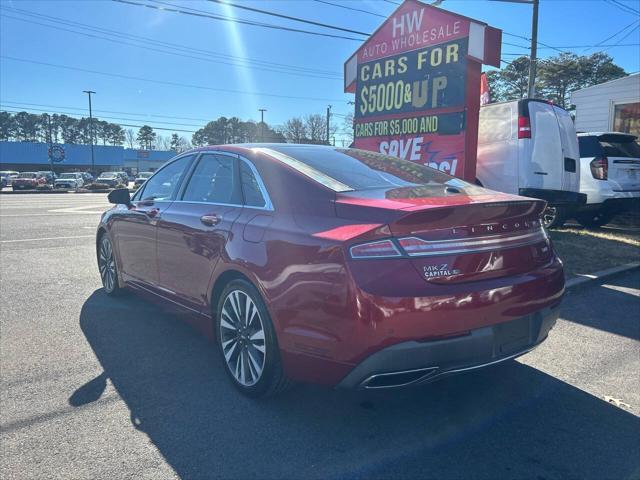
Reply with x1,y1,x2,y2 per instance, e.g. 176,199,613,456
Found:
1,193,639,480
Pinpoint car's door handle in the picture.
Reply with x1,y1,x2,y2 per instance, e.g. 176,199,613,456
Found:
200,214,221,226
146,208,160,218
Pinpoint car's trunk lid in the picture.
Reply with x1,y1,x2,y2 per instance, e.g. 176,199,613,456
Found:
336,188,552,284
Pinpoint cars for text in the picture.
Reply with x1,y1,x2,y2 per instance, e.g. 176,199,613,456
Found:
574,132,640,227
97,145,564,397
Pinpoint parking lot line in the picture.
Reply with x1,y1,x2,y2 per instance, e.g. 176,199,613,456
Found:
0,235,95,243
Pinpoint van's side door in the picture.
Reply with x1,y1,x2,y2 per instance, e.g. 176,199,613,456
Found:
553,105,581,192
524,102,563,192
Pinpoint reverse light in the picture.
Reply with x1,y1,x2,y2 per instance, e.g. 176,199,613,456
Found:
518,116,532,139
590,156,608,180
349,239,401,259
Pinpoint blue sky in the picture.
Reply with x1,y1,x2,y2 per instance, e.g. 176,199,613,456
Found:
1,0,639,143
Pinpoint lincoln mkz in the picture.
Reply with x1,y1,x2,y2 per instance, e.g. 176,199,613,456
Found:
97,145,564,397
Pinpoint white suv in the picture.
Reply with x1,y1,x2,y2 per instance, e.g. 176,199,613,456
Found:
575,132,640,227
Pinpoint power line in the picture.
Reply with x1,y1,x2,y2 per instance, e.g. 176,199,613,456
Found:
0,56,349,104
584,18,640,51
606,0,640,16
0,12,342,81
603,24,640,52
113,0,363,41
0,103,203,127
0,108,198,133
312,0,387,19
0,100,210,122
1,6,342,78
204,0,370,36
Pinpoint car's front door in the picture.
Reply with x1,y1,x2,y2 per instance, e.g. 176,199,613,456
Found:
115,154,195,288
156,153,243,312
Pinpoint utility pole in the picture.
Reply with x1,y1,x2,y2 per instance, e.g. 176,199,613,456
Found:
326,105,332,145
488,0,539,98
527,0,539,98
83,90,96,174
258,108,267,142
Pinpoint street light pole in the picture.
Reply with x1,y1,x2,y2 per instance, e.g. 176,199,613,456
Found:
527,0,540,98
83,90,96,175
258,108,267,142
326,105,332,145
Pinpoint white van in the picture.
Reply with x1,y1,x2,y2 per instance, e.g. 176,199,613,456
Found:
477,99,586,227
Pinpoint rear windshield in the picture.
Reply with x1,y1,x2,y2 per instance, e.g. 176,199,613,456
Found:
599,136,640,158
578,136,603,157
100,173,117,178
17,173,37,178
261,146,457,192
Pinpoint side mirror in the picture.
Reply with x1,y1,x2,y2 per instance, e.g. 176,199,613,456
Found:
107,188,131,205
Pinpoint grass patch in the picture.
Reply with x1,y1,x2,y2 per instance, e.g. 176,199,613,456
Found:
550,227,640,279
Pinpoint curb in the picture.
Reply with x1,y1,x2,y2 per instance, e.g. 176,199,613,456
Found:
566,262,640,290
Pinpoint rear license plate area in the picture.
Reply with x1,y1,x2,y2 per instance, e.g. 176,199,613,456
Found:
494,318,531,356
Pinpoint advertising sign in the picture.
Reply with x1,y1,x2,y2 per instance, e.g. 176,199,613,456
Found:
345,0,501,182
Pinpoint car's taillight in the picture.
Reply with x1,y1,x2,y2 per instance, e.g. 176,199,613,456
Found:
518,116,531,139
590,156,608,180
349,239,401,259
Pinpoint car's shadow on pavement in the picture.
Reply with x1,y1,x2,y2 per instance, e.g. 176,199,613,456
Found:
76,289,640,480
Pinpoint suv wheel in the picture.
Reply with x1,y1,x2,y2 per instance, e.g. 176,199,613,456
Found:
541,206,567,229
216,279,291,397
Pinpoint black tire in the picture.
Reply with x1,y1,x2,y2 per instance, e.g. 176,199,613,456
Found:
541,206,567,229
215,279,291,398
98,233,124,296
575,210,613,229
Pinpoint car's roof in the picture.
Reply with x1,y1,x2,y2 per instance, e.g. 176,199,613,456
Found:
185,143,338,156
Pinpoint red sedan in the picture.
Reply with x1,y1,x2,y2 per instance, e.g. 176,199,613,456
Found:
97,145,564,397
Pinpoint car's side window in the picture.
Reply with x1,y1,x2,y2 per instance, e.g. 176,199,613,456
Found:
239,161,267,208
181,154,241,205
139,155,193,201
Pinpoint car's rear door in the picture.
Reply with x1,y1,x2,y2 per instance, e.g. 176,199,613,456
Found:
598,133,640,192
552,105,580,192
525,101,564,191
115,154,195,288
156,152,243,312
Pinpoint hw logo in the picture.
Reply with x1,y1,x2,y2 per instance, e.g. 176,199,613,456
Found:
392,8,425,38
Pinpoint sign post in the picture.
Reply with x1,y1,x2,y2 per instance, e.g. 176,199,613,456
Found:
344,0,501,182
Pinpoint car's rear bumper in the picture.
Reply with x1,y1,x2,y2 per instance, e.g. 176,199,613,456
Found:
337,304,559,389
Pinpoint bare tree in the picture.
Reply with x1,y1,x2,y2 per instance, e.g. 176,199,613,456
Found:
125,128,135,148
304,114,326,144
281,117,307,143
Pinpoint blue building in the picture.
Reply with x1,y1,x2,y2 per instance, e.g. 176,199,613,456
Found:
0,141,176,174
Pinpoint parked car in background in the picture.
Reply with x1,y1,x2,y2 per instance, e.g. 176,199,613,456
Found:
81,172,94,184
477,99,586,228
134,171,152,187
54,172,85,190
12,172,39,190
36,171,57,184
1,175,6,189
97,145,564,397
573,132,640,227
96,172,127,188
0,170,19,186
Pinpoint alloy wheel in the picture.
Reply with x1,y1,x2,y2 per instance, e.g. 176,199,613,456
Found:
99,237,117,292
541,207,558,229
219,290,266,387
